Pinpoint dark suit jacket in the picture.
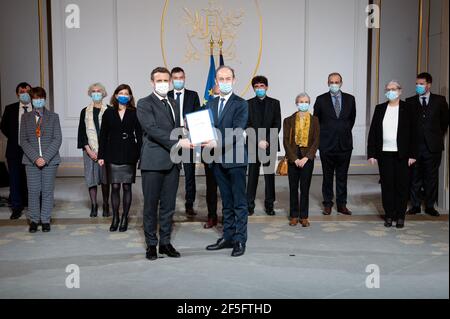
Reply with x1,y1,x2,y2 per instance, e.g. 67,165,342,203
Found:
367,101,418,160
98,108,142,165
137,93,181,171
1,102,23,159
168,89,201,120
313,92,356,152
247,96,281,152
405,93,449,153
206,94,248,169
283,112,320,163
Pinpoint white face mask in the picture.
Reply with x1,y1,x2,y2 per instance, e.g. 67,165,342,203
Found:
155,82,170,97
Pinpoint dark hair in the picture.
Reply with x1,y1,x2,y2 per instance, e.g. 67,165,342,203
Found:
328,72,343,82
171,67,185,75
252,76,268,87
110,84,135,110
216,65,235,79
30,87,46,99
151,67,171,81
16,82,32,94
417,72,433,84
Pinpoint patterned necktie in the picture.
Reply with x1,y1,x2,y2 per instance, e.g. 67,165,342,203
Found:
218,98,226,117
35,111,42,138
333,95,341,118
162,99,174,124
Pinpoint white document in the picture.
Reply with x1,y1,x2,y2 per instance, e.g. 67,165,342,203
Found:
185,109,217,145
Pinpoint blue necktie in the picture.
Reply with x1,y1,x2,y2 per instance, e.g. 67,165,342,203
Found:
218,98,225,117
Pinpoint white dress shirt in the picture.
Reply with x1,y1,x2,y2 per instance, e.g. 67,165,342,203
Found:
419,91,431,105
382,105,399,152
218,91,233,116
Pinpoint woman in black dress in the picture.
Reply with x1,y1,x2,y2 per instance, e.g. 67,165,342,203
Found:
98,84,142,232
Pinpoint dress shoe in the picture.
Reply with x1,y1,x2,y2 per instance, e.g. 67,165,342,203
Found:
337,206,352,215
29,222,38,233
146,246,158,261
186,207,197,218
407,206,421,215
289,217,299,226
90,204,98,218
384,218,393,228
206,238,234,251
159,244,181,258
231,242,246,257
102,203,110,217
42,223,51,232
10,209,22,220
322,206,332,215
300,218,310,227
425,207,440,217
203,217,218,229
109,212,120,232
396,219,405,229
248,209,255,216
265,208,275,216
118,214,129,232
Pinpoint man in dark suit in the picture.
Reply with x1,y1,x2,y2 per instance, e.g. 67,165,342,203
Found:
406,72,449,217
246,76,281,216
137,67,192,261
313,73,356,215
0,82,31,219
204,66,249,257
168,67,218,224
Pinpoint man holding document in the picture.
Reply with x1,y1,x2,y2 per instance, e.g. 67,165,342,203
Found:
188,65,249,257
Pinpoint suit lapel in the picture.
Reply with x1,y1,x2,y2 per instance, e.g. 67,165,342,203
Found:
327,93,338,120
212,98,219,125
151,93,175,126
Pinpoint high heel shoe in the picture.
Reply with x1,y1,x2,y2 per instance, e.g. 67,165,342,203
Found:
119,214,129,232
102,203,110,217
110,212,120,232
90,204,98,218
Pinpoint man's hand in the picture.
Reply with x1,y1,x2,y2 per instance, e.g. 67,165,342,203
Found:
258,140,269,150
201,140,217,149
408,158,416,167
179,138,194,149
368,158,377,165
35,157,46,168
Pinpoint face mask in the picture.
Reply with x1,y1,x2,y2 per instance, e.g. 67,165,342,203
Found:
329,84,341,94
155,82,170,97
255,88,266,98
219,82,233,95
385,90,399,101
32,99,46,109
416,84,427,95
297,103,310,112
91,92,103,102
19,93,31,104
116,95,130,105
173,80,185,91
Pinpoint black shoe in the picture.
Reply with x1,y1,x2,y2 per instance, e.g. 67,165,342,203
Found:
109,212,120,232
90,204,98,218
29,222,38,233
186,207,197,218
396,219,405,229
10,209,22,220
42,223,51,232
102,203,110,217
119,214,129,232
265,208,275,216
206,238,234,251
384,218,393,228
159,244,181,258
407,207,421,215
146,246,158,261
425,207,440,217
231,242,246,257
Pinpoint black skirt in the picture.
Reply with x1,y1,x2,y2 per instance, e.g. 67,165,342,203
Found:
107,163,136,184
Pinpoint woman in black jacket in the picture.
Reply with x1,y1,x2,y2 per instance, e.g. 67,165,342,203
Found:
367,80,418,228
98,84,142,232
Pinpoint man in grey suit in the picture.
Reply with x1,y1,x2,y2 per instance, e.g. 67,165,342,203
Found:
137,67,191,261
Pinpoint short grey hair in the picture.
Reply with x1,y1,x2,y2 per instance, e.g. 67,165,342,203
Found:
295,92,311,104
88,82,108,97
385,80,402,90
216,65,235,79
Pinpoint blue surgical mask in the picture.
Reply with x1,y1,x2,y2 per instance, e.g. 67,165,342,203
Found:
255,88,266,98
329,84,341,94
32,99,46,109
19,93,31,104
297,103,310,112
385,90,399,101
219,82,233,95
117,95,130,105
91,92,103,102
416,84,427,95
173,80,185,91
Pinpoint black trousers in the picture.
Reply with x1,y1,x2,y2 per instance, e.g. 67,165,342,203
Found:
320,150,352,208
183,162,196,208
142,166,179,247
203,163,218,218
378,152,409,220
7,156,28,210
246,161,275,211
410,143,442,209
288,161,314,219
